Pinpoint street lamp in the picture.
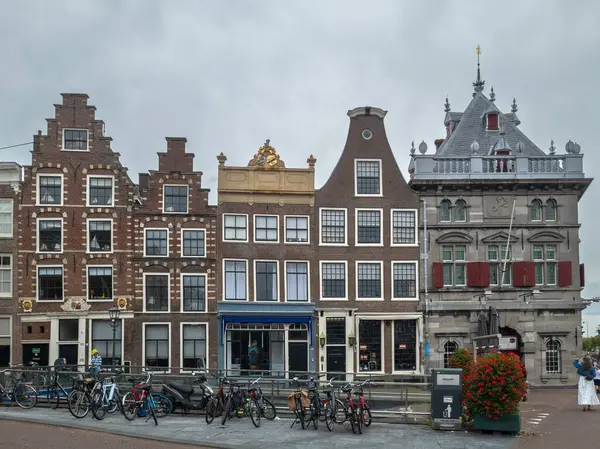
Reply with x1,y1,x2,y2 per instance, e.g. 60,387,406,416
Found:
108,307,120,369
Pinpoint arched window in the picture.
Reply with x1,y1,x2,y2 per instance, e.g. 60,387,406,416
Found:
546,199,557,222
545,338,562,374
530,199,542,222
439,200,452,223
454,200,467,222
443,341,459,368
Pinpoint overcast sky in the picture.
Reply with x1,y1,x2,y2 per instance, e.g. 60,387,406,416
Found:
1,0,599,316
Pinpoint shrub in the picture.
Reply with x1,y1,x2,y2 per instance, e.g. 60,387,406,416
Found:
464,352,527,419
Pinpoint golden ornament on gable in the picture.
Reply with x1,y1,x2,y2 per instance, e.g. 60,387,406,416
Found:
22,299,33,313
248,139,285,168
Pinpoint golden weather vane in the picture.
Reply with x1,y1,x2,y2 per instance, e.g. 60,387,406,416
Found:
476,44,481,55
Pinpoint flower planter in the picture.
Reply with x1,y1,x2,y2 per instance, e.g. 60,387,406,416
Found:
473,413,520,434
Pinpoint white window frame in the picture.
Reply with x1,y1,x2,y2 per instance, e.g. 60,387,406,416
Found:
319,260,348,301
253,260,280,302
0,255,12,298
162,184,189,214
37,217,63,254
253,214,280,244
222,213,249,243
143,227,169,258
355,261,384,301
391,261,419,301
222,259,249,302
355,208,384,247
36,173,64,207
284,260,310,302
180,273,208,313
319,208,348,246
86,175,115,207
61,128,89,152
391,317,422,375
86,218,114,254
180,322,209,373
0,199,12,239
390,209,418,247
180,228,206,258
142,272,171,313
284,215,310,245
142,322,171,373
354,159,383,197
356,318,385,374
36,265,64,302
86,265,114,302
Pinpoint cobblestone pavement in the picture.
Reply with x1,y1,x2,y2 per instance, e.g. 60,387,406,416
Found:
0,407,513,449
0,420,215,449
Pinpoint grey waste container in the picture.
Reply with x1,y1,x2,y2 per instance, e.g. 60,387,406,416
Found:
431,368,462,431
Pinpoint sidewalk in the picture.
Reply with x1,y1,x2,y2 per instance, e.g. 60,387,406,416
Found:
0,407,513,449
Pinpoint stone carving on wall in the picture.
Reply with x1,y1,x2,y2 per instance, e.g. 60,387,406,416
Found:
60,298,92,312
485,195,512,218
248,140,285,169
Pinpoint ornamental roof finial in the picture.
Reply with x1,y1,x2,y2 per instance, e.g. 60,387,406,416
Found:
473,44,485,96
444,96,451,113
489,86,496,102
511,98,518,113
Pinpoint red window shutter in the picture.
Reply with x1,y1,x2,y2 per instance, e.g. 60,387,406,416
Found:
487,113,498,130
558,261,572,287
432,263,444,289
524,261,536,287
512,262,529,288
466,262,481,287
580,263,585,288
479,262,490,287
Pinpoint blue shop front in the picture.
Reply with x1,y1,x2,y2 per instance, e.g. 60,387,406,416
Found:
217,302,316,378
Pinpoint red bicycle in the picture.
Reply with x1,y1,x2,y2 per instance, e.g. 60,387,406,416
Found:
205,377,227,424
340,379,372,434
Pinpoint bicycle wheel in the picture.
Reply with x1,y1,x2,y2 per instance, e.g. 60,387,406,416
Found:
249,398,261,428
147,395,158,426
295,398,305,430
205,398,216,424
221,397,232,426
362,404,372,427
355,407,363,434
121,392,138,421
261,397,276,420
68,390,90,419
47,386,59,410
153,394,172,417
324,405,334,431
91,390,107,420
349,407,356,434
14,384,37,409
333,399,346,424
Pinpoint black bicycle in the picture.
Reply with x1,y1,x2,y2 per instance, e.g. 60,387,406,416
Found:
220,378,261,427
322,376,346,431
248,377,276,421
46,370,82,409
0,369,37,409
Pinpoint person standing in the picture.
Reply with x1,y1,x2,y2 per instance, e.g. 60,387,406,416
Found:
574,355,600,411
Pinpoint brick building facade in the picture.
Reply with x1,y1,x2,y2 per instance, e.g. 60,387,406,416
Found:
131,137,217,372
215,142,317,377
314,107,423,377
0,163,22,366
17,94,136,367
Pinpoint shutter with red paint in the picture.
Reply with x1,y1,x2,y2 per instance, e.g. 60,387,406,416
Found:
580,263,585,288
466,262,480,287
513,262,536,287
487,113,499,130
432,263,444,288
479,262,490,287
557,261,572,287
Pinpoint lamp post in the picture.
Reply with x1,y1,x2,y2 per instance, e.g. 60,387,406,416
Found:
108,307,120,369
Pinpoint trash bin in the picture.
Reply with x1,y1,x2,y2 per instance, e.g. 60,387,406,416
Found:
431,368,462,431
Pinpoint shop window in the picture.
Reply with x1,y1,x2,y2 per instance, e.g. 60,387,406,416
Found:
394,320,417,371
358,320,382,372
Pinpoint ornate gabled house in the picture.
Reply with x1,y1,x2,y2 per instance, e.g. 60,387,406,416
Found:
409,65,592,386
315,107,422,378
215,141,316,377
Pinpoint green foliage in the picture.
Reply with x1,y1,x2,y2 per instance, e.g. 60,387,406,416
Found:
449,348,474,424
583,335,600,353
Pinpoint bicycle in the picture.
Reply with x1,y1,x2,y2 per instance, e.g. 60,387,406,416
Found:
0,369,37,409
289,376,310,429
353,379,372,428
90,372,123,420
46,369,82,410
322,376,346,431
67,376,99,419
121,373,162,426
220,378,261,427
305,377,322,429
340,379,372,434
247,377,276,421
205,377,227,424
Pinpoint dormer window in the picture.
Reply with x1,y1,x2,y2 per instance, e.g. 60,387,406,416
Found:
486,113,499,131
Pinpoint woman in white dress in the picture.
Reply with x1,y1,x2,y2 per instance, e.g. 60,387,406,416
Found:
573,355,600,411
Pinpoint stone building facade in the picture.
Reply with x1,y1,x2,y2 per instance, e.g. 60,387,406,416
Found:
215,142,316,377
0,163,22,366
131,138,217,372
409,74,591,386
17,94,136,367
315,107,422,378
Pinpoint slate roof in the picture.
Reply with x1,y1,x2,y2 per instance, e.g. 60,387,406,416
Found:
435,92,546,157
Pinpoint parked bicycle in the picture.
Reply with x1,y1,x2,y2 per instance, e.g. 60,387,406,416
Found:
67,376,99,419
248,377,276,421
0,369,37,409
45,369,82,409
322,376,346,431
205,376,227,424
90,372,124,420
220,378,261,427
289,376,311,429
121,373,170,426
339,379,372,434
